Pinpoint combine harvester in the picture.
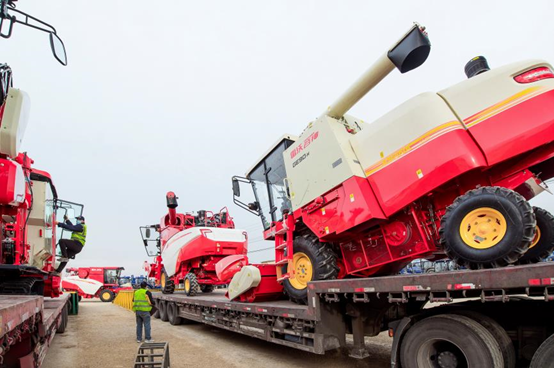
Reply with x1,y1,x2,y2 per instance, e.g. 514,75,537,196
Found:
151,24,554,367
62,267,130,302
139,192,268,297
0,2,82,367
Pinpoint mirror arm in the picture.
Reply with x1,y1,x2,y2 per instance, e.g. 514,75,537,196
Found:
233,196,260,216
9,6,57,35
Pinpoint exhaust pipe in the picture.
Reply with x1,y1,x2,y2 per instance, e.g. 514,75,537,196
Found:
166,191,178,225
324,23,431,119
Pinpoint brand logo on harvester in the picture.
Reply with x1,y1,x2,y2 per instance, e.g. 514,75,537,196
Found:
290,131,319,159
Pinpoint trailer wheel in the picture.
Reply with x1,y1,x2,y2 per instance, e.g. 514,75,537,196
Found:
99,289,115,303
451,310,515,368
58,304,69,334
530,333,554,368
400,314,503,368
200,284,214,293
439,186,535,269
517,207,554,264
184,273,199,296
283,236,338,304
167,302,182,326
152,300,160,319
161,270,175,294
158,300,169,322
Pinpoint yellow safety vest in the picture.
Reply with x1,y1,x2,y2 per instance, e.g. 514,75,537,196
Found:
71,224,87,246
133,289,152,312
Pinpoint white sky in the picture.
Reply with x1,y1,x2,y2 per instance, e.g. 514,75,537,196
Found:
3,0,554,276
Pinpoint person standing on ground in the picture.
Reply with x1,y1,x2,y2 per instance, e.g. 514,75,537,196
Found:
56,215,87,272
133,282,154,343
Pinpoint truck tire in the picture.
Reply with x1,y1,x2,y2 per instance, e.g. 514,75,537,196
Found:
439,186,535,269
167,302,182,325
161,270,175,294
282,236,338,305
400,314,504,368
517,207,554,264
58,304,69,334
200,284,214,293
158,300,169,322
451,310,515,368
99,289,115,303
184,273,199,297
152,300,160,319
530,333,554,368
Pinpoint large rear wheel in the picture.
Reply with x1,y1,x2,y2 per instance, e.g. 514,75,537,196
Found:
439,186,535,269
400,314,504,368
282,236,338,304
517,207,554,264
99,289,115,303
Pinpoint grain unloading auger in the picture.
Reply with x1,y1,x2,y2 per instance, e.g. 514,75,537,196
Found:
228,22,554,304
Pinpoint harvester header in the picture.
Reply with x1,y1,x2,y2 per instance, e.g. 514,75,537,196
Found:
325,23,430,119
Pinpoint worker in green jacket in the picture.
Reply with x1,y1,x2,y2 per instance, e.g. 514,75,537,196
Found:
133,282,154,343
56,215,87,272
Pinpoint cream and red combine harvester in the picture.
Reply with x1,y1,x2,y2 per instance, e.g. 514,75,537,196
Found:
140,192,269,298
230,23,554,304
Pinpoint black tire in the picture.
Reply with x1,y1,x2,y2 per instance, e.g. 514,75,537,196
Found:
158,300,168,322
282,236,338,305
99,289,115,303
58,304,69,334
451,310,515,368
160,269,175,294
200,284,214,293
530,333,554,368
166,302,182,326
400,314,504,368
152,300,160,319
517,207,554,264
440,186,535,269
184,273,199,297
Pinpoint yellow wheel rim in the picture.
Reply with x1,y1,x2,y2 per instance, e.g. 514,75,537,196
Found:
184,278,190,293
289,252,313,290
529,226,541,249
161,273,166,288
102,291,110,300
459,207,507,249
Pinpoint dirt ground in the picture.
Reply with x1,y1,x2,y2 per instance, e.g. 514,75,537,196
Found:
42,300,392,368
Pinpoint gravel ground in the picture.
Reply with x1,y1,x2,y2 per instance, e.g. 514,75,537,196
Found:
43,300,392,368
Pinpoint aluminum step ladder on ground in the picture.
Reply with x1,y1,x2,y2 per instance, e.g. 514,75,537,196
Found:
134,342,170,368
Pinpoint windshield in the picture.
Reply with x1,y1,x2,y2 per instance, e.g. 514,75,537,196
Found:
105,269,121,285
249,139,294,230
55,199,84,240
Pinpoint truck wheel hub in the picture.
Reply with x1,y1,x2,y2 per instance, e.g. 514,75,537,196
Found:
437,351,458,368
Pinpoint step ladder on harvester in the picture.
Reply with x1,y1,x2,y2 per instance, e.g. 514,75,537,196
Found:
275,213,296,282
134,342,170,368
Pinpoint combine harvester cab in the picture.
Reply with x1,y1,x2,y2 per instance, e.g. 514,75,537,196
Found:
140,192,251,296
231,23,554,304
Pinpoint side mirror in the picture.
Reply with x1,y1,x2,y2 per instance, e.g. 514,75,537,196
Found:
49,33,67,66
145,228,151,238
232,178,240,197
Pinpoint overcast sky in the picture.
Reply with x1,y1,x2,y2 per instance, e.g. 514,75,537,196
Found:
3,0,554,276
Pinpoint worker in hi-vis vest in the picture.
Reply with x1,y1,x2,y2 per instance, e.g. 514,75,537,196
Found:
56,215,87,272
133,281,154,343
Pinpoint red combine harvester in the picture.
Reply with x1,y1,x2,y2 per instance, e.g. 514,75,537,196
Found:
0,65,82,297
62,267,129,302
140,192,252,296
231,23,554,303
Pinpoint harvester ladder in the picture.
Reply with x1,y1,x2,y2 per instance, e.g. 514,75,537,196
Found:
134,342,170,368
275,214,295,282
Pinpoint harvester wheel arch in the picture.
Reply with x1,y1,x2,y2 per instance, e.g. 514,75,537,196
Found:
167,302,182,325
160,269,175,294
516,207,554,264
282,236,339,304
99,289,115,303
439,186,535,269
399,314,503,368
158,300,169,322
184,273,199,297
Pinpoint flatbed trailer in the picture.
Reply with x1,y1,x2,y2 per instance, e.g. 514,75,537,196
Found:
153,262,554,367
0,293,71,368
